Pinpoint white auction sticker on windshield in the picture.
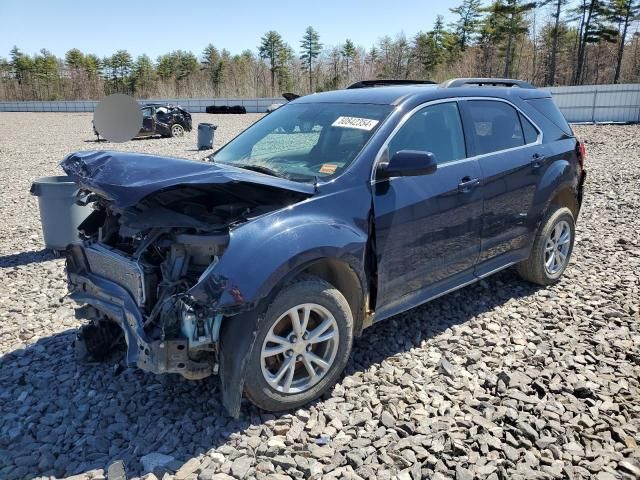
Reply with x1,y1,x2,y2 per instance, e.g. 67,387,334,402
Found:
332,116,379,131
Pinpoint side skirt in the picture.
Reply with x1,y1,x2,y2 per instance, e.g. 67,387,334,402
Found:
370,248,528,325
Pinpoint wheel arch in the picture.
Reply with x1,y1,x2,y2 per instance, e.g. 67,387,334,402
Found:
531,156,580,232
550,186,580,219
293,257,367,336
216,255,367,418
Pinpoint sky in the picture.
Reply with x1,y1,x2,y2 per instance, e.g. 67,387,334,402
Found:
0,0,463,60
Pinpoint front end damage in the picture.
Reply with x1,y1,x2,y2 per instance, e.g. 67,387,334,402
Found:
66,238,225,380
61,151,313,389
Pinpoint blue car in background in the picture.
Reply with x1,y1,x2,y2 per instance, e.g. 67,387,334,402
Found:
62,78,586,416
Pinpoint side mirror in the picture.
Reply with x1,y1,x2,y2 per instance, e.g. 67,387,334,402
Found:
377,150,438,179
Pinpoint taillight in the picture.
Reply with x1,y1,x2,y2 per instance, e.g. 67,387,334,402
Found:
577,141,586,169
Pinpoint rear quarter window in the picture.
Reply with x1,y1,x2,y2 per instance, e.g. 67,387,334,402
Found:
519,113,539,144
526,98,572,136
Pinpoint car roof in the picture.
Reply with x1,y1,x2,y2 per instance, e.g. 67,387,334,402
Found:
142,103,175,108
293,84,551,106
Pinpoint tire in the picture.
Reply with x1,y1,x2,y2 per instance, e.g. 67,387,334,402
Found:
170,123,185,137
243,276,353,412
517,205,575,285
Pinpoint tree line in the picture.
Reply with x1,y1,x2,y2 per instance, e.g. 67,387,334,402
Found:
1,0,638,101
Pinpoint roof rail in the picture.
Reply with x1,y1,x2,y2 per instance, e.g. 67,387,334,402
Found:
441,78,535,89
347,79,436,89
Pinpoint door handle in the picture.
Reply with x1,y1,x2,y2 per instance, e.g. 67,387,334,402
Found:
531,153,545,169
458,177,480,193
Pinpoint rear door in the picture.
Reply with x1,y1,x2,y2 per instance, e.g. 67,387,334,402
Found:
459,99,546,274
372,101,483,316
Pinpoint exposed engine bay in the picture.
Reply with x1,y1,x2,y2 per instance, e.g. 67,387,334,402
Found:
65,181,307,378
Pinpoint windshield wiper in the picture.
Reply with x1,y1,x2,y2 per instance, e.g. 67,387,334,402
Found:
238,164,284,178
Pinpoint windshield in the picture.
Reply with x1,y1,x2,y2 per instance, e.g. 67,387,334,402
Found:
212,103,392,182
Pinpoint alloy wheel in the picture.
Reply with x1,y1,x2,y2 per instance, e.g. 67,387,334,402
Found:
171,124,185,137
260,303,339,394
544,219,571,275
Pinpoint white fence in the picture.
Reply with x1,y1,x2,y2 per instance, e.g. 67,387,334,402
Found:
0,84,639,122
547,83,640,123
0,97,284,114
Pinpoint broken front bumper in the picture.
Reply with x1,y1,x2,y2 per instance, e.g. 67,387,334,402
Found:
66,248,214,380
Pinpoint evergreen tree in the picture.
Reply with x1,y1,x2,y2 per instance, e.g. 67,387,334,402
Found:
33,49,58,99
109,49,133,92
492,0,537,78
132,54,155,95
65,48,85,70
202,43,225,95
608,0,640,82
259,30,286,96
277,44,295,92
572,0,617,84
450,0,483,50
429,15,448,65
539,0,570,85
300,26,323,92
477,2,506,77
83,54,101,77
342,39,357,81
412,32,439,78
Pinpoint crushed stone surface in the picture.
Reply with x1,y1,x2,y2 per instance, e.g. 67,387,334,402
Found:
0,113,638,479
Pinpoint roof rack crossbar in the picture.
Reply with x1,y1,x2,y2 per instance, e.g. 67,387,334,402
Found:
442,78,535,89
347,79,436,89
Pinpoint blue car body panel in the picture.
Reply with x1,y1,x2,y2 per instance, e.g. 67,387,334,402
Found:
62,85,584,326
62,82,585,416
61,150,315,209
186,185,371,313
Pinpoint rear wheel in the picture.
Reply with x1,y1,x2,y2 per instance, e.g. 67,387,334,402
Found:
518,205,575,285
244,276,353,412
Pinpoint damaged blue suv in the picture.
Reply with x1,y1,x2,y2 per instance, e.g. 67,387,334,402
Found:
62,78,586,416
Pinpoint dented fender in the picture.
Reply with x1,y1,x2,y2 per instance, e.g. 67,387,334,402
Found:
187,210,369,312
207,214,370,416
195,188,371,417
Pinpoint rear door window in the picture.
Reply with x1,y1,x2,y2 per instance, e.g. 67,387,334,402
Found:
464,100,525,155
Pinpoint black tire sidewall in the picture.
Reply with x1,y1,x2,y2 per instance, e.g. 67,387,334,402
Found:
243,279,353,412
537,207,575,282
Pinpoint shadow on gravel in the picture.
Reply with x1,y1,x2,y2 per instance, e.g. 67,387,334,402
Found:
345,268,540,377
0,249,56,268
83,136,179,143
0,268,540,479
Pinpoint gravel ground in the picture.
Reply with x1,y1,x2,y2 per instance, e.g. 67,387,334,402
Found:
0,113,638,480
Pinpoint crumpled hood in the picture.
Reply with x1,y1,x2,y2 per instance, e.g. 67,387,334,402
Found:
61,150,315,208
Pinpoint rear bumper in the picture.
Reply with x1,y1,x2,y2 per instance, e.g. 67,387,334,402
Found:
66,255,214,380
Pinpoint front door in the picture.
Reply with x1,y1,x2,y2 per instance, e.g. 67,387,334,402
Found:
141,107,156,136
373,101,484,318
459,99,545,273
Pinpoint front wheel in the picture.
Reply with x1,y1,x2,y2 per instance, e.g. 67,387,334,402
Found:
518,205,575,285
170,123,185,137
243,276,353,412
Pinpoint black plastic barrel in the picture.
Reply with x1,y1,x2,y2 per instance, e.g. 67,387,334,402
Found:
197,123,217,150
